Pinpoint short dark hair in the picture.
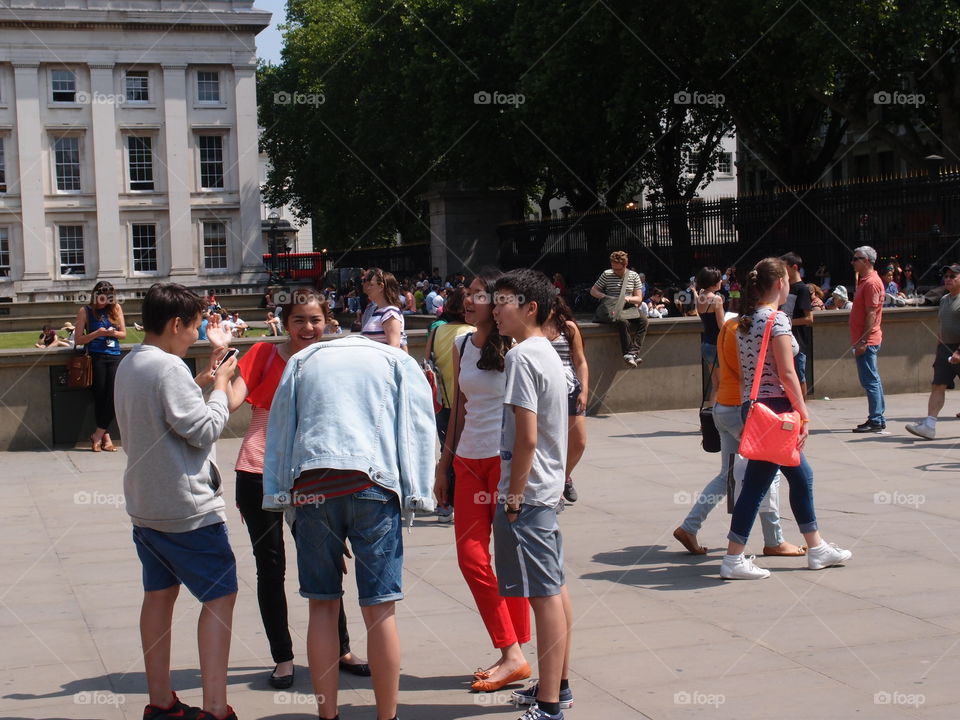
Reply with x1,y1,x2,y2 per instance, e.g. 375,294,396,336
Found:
695,266,722,291
780,252,803,269
141,283,204,334
494,268,554,325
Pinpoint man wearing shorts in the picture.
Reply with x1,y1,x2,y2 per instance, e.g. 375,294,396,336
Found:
262,335,436,720
492,269,573,720
116,283,239,720
906,264,960,439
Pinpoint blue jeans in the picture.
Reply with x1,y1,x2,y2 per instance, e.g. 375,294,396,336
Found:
855,344,885,424
294,483,403,606
681,403,784,547
728,397,818,544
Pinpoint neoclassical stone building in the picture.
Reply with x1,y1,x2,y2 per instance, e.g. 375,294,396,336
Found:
0,0,270,301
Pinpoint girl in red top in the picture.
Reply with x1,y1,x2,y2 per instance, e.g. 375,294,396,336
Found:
226,287,369,688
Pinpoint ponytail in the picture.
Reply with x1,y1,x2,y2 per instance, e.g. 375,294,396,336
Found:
738,258,786,332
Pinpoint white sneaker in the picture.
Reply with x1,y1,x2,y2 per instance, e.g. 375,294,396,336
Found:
720,554,770,580
905,421,935,440
622,353,638,368
807,542,852,570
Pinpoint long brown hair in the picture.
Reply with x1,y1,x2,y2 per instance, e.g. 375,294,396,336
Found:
550,293,582,345
89,280,122,325
738,258,787,332
473,268,510,372
364,267,401,308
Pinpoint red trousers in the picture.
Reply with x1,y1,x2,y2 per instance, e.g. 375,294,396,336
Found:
453,455,531,648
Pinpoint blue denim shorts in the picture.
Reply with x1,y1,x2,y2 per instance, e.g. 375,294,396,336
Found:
132,522,238,603
794,351,807,383
293,483,403,606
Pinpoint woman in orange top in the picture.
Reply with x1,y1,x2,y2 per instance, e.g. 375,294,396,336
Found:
673,317,804,557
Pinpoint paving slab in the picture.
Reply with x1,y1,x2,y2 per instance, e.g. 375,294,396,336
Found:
0,391,958,719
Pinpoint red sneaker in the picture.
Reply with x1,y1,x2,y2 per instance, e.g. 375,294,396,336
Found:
195,707,237,720
143,692,202,719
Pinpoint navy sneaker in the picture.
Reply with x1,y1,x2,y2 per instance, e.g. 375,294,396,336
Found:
517,706,564,720
512,683,573,709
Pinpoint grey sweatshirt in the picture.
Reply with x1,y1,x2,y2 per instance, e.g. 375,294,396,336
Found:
115,344,230,533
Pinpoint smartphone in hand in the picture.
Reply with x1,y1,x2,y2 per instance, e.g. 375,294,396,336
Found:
212,347,239,376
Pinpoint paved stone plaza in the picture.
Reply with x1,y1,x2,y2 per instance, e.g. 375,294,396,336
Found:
1,391,958,719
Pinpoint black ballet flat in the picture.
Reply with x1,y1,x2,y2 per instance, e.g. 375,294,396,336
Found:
268,664,295,689
339,659,371,677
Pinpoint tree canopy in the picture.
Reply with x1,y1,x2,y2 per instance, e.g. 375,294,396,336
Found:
259,0,960,251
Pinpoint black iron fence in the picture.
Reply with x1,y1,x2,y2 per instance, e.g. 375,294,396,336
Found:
328,242,432,279
498,169,960,288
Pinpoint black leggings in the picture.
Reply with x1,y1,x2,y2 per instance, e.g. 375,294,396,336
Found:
90,352,120,431
236,471,351,664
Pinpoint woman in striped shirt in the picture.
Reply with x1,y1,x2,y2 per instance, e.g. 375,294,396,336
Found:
361,268,406,349
226,287,370,689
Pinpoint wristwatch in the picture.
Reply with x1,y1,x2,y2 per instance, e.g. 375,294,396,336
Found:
505,504,522,516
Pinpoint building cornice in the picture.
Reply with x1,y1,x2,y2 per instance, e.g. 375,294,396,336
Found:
0,7,271,33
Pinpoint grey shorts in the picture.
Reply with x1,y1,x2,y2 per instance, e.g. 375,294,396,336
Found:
493,504,564,598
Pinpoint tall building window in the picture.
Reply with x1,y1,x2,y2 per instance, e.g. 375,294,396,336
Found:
131,223,158,273
198,135,224,189
197,71,221,103
717,152,733,175
125,71,149,103
54,136,81,192
128,136,154,191
51,69,77,102
0,138,6,193
58,225,85,275
203,222,227,270
0,228,9,277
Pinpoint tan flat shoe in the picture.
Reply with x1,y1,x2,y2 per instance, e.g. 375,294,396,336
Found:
673,527,708,555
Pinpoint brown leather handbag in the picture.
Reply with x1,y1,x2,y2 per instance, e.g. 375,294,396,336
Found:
67,349,93,388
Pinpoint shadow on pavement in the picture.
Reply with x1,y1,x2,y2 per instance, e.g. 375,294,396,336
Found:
584,544,723,590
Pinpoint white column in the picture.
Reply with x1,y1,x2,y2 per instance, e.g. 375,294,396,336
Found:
13,63,49,281
162,65,194,277
233,64,264,274
89,64,122,279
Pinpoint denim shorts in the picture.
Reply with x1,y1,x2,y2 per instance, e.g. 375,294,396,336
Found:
701,342,718,367
132,522,238,603
293,483,403,606
794,351,807,383
567,382,585,417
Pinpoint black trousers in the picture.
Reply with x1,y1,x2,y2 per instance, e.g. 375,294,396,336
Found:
236,471,350,663
90,352,120,430
616,314,649,356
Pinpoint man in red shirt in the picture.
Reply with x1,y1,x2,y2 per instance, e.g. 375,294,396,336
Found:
850,246,886,432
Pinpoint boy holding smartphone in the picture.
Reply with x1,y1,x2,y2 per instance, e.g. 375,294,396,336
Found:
115,283,239,720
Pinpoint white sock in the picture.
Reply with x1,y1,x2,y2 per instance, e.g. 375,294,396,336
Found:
723,553,743,562
809,541,828,552
926,416,937,427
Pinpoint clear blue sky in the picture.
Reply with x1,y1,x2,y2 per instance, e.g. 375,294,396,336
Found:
255,0,286,65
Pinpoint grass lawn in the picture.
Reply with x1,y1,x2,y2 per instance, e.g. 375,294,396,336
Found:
0,327,273,350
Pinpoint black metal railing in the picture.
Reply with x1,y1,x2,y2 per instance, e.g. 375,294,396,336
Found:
498,168,960,287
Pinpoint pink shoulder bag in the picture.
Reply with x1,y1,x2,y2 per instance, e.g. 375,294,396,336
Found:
738,312,802,467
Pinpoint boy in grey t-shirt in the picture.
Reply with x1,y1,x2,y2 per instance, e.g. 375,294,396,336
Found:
492,269,573,720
